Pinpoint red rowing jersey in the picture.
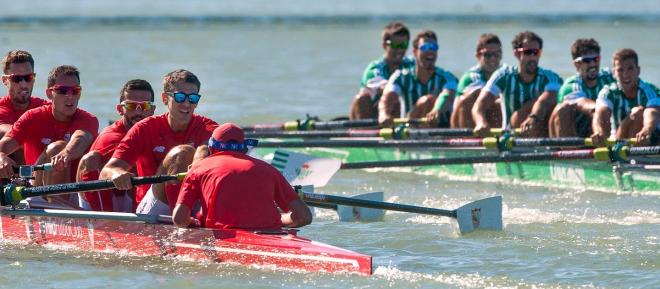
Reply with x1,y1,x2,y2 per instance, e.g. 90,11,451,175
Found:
81,119,129,211
7,105,99,170
0,95,50,124
177,151,300,230
112,113,218,205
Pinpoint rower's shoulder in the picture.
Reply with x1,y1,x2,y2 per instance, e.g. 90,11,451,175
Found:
433,66,457,81
537,67,562,82
639,79,660,97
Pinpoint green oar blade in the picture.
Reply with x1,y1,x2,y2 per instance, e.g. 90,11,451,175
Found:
454,196,503,234
270,150,341,187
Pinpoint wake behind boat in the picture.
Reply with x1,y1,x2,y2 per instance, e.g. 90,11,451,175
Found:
0,206,373,275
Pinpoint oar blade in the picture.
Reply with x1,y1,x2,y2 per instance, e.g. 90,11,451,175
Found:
454,196,503,234
270,150,341,187
336,192,386,222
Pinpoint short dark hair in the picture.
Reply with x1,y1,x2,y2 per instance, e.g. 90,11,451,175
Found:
119,79,155,102
163,69,200,93
382,21,410,43
47,65,80,87
2,50,34,74
476,33,501,52
512,31,543,50
413,29,437,49
613,48,638,67
571,38,600,60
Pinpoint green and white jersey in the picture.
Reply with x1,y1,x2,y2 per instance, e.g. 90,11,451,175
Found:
385,65,458,117
456,64,501,96
360,56,416,102
595,79,660,130
483,65,563,128
558,69,615,103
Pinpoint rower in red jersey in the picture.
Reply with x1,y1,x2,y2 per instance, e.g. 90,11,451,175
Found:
172,123,312,229
0,65,99,208
76,79,156,212
100,69,218,215
0,50,50,165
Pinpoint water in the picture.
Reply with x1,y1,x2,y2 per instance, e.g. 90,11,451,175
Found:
0,1,659,288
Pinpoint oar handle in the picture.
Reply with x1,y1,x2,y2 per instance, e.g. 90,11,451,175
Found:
2,173,187,206
299,191,455,218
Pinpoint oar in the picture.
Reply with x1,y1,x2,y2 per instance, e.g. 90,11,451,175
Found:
12,163,53,178
258,137,635,149
270,146,660,186
297,187,503,234
242,118,427,131
301,188,386,222
1,173,187,206
246,127,512,139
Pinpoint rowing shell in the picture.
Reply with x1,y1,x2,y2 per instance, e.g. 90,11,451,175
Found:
0,208,372,275
253,145,660,194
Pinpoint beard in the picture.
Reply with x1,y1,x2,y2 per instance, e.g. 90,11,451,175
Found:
523,60,537,75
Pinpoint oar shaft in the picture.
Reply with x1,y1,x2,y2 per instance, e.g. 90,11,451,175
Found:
340,149,600,169
259,138,487,148
243,118,428,131
245,128,506,139
18,174,183,199
300,191,455,218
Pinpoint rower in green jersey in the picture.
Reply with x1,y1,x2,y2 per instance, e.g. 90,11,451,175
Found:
472,31,562,137
350,21,415,120
378,29,457,127
451,33,503,129
548,38,616,137
593,49,660,146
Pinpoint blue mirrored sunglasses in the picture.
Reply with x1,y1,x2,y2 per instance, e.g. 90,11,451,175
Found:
168,92,201,104
419,42,438,52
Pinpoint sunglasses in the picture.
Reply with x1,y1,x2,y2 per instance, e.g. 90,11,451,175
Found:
516,48,542,56
419,42,438,53
121,101,154,111
4,73,36,83
386,40,409,50
49,85,81,95
574,55,601,64
479,49,502,58
168,92,201,104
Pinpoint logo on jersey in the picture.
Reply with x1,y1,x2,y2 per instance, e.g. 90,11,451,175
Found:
153,146,165,153
41,138,52,145
64,133,71,142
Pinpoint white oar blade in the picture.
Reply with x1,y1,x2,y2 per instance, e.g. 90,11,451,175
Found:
336,192,386,222
454,196,503,234
270,150,341,187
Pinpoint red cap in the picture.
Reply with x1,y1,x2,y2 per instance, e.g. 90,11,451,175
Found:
211,123,245,143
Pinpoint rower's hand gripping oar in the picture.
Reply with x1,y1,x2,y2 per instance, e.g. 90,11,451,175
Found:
1,173,187,206
296,187,503,234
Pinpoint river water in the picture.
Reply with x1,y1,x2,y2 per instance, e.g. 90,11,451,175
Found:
0,1,658,288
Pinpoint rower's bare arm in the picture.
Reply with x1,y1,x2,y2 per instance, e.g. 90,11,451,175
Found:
281,199,312,228
472,90,496,136
530,91,557,120
172,203,192,228
51,130,95,171
636,107,659,145
591,106,612,146
99,157,134,190
378,90,399,127
574,98,597,116
0,137,20,178
0,124,11,138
